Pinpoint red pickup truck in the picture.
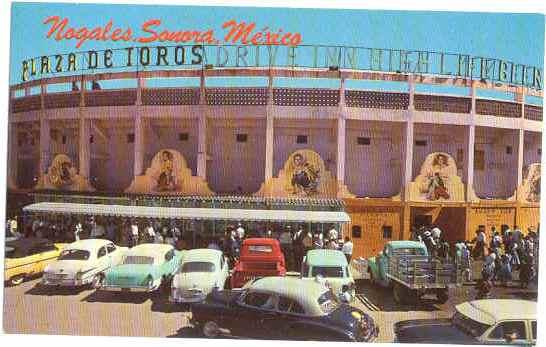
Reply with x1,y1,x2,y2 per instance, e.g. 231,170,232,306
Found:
230,238,287,288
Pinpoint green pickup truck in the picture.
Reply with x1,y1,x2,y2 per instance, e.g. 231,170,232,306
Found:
367,241,461,305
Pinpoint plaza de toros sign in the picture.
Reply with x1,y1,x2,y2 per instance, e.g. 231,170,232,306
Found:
18,16,543,91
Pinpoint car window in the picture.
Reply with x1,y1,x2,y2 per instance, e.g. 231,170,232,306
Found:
106,244,116,254
97,247,107,258
181,261,215,272
278,296,305,315
311,266,344,278
244,292,274,309
488,321,527,341
59,249,90,260
531,321,536,340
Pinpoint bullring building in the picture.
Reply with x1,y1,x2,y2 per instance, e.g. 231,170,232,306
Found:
8,45,543,258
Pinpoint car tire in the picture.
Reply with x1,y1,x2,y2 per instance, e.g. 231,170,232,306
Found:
202,321,220,338
8,274,25,286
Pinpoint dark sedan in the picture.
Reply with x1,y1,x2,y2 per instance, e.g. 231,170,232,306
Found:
190,276,378,342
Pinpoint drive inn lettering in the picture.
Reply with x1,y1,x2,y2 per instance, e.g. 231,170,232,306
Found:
19,17,542,90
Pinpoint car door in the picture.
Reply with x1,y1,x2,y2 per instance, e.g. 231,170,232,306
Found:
97,246,110,271
484,320,529,345
271,295,307,339
233,291,278,338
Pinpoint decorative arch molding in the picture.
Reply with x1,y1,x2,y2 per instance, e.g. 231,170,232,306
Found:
406,152,465,202
256,149,354,198
125,149,213,195
35,154,95,191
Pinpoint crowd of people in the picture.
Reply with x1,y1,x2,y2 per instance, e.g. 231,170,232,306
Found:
412,224,540,291
5,215,353,272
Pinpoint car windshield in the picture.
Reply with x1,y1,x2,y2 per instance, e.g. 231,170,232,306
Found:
181,261,215,272
59,249,90,260
246,245,273,253
452,311,491,338
318,289,341,314
391,248,427,256
311,266,344,278
123,256,155,265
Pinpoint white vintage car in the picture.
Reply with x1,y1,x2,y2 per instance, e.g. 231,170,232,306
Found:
41,239,126,287
170,248,229,303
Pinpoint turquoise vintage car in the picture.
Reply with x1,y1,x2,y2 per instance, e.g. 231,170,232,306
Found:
99,243,184,292
367,240,428,287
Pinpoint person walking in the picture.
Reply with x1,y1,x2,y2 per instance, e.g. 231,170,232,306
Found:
130,221,139,247
74,222,82,241
341,236,353,263
461,242,473,282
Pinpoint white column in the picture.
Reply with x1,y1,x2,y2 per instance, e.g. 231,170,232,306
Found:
78,118,90,179
466,82,476,200
516,88,526,187
133,77,145,177
403,75,415,192
39,117,50,176
264,74,274,181
197,72,207,178
336,78,346,184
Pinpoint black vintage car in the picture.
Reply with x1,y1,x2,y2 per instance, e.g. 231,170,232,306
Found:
190,276,378,342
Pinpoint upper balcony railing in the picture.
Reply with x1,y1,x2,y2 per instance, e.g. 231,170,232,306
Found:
9,67,543,121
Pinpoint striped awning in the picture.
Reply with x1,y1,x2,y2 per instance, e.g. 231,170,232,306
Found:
23,202,350,223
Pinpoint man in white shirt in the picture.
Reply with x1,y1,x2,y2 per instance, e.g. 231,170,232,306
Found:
236,223,245,240
74,222,82,241
328,226,338,241
431,226,442,242
131,221,139,247
146,222,156,241
341,236,353,263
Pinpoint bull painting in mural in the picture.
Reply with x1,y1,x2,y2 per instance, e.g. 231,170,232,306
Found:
414,152,460,202
290,152,321,196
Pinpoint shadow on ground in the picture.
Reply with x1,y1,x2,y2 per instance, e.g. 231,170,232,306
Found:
80,290,151,304
25,283,90,296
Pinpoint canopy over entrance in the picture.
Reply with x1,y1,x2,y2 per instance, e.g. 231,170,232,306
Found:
23,202,351,223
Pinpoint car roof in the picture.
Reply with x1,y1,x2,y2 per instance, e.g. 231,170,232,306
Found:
126,243,173,256
456,300,536,325
305,249,347,266
243,238,280,246
387,240,427,250
249,276,329,316
181,248,221,262
64,238,112,252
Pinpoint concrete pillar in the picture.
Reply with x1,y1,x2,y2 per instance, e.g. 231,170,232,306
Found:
7,120,18,189
197,72,207,178
264,74,274,181
336,78,346,184
133,77,145,177
78,118,90,179
39,117,50,175
466,83,476,200
403,75,415,195
133,113,144,176
516,88,526,187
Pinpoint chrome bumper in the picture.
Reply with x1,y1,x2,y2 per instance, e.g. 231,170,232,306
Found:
100,285,156,293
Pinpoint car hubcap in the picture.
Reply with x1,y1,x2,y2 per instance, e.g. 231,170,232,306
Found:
203,321,219,337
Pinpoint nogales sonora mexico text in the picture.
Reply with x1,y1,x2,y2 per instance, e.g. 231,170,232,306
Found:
19,15,542,91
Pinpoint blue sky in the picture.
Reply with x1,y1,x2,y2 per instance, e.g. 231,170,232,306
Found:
9,2,545,103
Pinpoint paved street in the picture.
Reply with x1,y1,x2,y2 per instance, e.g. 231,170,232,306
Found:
3,273,537,342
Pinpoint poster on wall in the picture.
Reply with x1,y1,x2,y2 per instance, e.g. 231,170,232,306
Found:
2,1,544,346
